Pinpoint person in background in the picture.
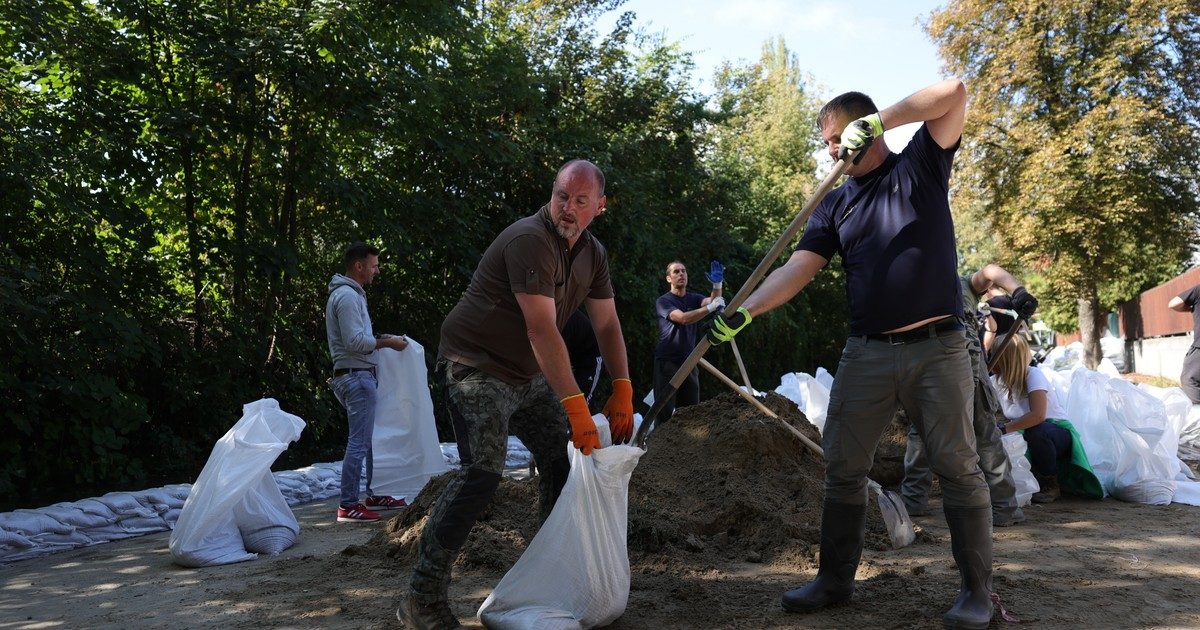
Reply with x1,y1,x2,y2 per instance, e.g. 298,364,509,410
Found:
1168,285,1200,404
325,242,411,523
399,160,634,630
989,335,1072,503
652,260,724,424
902,264,1035,527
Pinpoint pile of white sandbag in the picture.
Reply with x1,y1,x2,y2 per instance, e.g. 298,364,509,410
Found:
775,362,1200,508
0,485,191,563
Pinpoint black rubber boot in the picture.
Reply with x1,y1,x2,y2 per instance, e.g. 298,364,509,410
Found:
1032,474,1060,503
781,501,866,613
942,505,994,630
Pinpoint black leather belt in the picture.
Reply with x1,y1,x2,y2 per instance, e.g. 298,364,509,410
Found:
333,367,376,377
863,318,964,345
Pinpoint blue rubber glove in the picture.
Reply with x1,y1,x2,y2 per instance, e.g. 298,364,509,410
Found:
707,307,752,346
705,260,725,285
839,112,884,160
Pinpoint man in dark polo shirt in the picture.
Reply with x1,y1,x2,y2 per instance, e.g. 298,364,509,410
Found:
398,160,635,629
653,260,724,424
1169,284,1200,403
707,80,995,629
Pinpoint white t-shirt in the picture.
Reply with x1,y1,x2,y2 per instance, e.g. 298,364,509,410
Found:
990,366,1068,422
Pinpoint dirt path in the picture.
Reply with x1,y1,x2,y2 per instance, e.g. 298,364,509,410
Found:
3,492,1199,628
4,393,1200,629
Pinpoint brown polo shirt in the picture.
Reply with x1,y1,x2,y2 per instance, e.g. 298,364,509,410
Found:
439,205,615,384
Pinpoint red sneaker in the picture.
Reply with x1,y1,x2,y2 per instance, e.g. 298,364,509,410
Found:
336,503,381,522
364,495,408,511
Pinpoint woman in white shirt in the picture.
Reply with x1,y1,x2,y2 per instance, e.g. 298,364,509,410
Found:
989,334,1073,503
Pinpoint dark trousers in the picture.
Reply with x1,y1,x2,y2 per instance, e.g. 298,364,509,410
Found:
653,358,699,425
1182,346,1200,404
824,330,989,508
1023,421,1072,477
902,362,1020,518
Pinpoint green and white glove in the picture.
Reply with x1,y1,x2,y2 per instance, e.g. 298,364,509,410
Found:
839,112,884,160
707,307,752,345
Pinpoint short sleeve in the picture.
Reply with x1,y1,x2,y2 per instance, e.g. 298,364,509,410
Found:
902,124,957,192
1181,286,1200,309
656,295,676,321
1026,366,1050,395
794,199,840,260
587,242,615,299
505,234,557,298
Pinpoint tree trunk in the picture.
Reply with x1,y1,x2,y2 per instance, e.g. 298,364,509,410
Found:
183,134,204,350
1077,287,1105,370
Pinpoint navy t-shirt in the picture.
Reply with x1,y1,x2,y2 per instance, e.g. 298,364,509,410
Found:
1180,285,1200,348
795,125,963,335
655,292,704,362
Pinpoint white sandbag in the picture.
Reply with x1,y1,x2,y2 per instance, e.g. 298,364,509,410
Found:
1037,366,1072,415
1178,403,1200,449
73,499,119,525
1066,370,1176,504
478,415,643,629
1045,343,1083,372
95,492,158,520
1002,434,1039,507
371,340,450,501
1172,480,1200,506
17,506,108,531
1097,358,1120,377
815,367,834,391
236,468,299,555
116,515,169,535
0,528,33,550
774,372,830,434
0,511,75,536
169,398,305,567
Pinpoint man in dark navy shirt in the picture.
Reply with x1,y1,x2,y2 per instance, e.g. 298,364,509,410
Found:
707,79,994,629
653,260,724,424
1169,285,1200,403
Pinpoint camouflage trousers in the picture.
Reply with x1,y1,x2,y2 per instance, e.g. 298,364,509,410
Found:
409,357,570,602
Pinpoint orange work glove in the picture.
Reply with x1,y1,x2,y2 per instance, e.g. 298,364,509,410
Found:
562,393,600,455
603,378,634,445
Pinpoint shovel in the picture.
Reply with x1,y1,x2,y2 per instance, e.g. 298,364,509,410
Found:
633,152,859,447
696,358,916,549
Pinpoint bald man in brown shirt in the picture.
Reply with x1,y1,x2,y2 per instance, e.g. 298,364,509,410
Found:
399,160,635,629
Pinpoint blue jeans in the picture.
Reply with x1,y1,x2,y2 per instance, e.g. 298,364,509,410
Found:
332,370,377,507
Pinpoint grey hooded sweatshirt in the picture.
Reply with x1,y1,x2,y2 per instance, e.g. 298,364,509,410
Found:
326,274,376,370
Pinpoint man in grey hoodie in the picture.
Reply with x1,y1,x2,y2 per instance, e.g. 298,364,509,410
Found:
326,242,410,523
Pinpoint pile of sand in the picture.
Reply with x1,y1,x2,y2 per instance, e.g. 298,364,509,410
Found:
364,392,892,571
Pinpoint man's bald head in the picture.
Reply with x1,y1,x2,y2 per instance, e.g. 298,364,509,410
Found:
555,159,605,196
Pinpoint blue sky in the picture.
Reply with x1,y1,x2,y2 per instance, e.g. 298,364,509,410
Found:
597,0,950,149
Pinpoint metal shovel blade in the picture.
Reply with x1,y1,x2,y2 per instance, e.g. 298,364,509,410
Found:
872,483,915,548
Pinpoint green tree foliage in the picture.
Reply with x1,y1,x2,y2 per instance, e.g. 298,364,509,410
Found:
705,37,848,379
928,0,1200,366
0,0,843,509
0,0,670,507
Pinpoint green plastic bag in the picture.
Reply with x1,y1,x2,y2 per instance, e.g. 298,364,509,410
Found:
1044,419,1104,499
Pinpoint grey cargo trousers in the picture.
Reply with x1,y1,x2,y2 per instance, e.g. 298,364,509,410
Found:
901,353,1021,519
824,327,989,509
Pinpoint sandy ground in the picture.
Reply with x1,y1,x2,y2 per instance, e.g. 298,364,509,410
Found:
4,391,1200,630
3,487,1200,628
